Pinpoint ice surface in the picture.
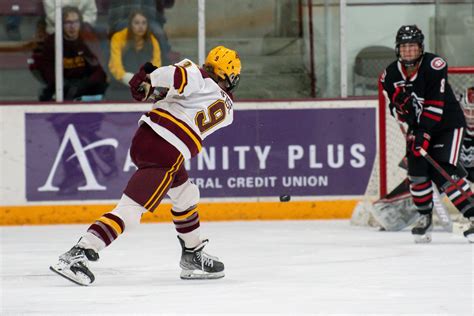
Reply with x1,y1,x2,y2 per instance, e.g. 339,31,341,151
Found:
1,220,473,315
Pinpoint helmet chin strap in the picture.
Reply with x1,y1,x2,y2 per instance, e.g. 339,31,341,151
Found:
400,58,419,68
399,52,423,68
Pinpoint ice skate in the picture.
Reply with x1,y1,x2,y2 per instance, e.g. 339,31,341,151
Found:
178,236,224,280
463,217,474,243
411,213,433,243
50,246,99,286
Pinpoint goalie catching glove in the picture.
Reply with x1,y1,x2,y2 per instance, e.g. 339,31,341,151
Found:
129,62,158,102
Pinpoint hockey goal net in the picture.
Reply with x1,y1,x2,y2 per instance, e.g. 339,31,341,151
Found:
352,66,474,226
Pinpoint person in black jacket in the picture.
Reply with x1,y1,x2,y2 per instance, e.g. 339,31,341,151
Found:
380,25,474,243
33,6,108,101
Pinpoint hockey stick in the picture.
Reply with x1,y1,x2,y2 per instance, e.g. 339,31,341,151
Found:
395,121,454,231
418,147,474,204
396,120,474,205
393,83,474,203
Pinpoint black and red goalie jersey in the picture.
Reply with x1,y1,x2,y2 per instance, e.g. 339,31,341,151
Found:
380,52,466,133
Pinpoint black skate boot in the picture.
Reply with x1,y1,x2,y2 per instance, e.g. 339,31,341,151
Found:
463,217,474,243
178,236,224,280
411,213,433,243
50,246,99,286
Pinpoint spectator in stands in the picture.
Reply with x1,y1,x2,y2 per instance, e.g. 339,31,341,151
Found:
108,10,161,86
108,0,178,65
32,6,108,101
42,0,105,65
43,0,98,34
28,18,48,84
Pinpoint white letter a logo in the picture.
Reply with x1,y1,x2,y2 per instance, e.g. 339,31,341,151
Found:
38,124,118,192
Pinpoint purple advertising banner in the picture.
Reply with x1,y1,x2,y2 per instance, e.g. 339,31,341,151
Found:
25,108,376,201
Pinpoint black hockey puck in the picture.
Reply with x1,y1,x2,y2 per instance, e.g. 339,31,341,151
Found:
279,195,291,202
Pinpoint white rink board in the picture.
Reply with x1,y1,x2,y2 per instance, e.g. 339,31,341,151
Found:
0,220,472,315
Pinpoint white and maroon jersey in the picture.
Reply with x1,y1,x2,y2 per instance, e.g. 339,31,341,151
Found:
138,58,234,160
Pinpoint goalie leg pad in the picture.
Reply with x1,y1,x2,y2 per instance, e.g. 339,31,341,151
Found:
370,195,419,231
368,179,419,231
432,186,453,232
441,177,474,218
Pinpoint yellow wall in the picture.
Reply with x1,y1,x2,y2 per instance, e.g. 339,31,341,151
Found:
0,200,356,225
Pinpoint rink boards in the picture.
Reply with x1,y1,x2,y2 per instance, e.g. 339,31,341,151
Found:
0,100,377,224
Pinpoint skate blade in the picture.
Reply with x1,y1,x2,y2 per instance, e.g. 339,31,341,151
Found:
414,233,432,243
50,265,93,286
180,269,225,280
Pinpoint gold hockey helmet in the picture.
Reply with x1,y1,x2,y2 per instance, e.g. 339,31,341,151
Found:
204,46,241,92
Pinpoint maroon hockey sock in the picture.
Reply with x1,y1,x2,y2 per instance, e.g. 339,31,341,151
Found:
171,206,200,234
87,213,125,246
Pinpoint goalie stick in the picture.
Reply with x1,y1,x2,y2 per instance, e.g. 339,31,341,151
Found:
432,184,453,232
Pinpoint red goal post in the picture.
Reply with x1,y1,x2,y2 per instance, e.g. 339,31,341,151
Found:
376,66,474,199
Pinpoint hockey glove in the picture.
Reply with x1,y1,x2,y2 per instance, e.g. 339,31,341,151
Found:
391,87,413,122
129,63,157,101
392,87,412,107
411,130,431,157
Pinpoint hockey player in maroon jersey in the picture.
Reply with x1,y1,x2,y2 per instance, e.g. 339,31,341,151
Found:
50,46,242,285
380,25,474,243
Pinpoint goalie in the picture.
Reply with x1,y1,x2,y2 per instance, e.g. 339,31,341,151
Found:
460,87,474,182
